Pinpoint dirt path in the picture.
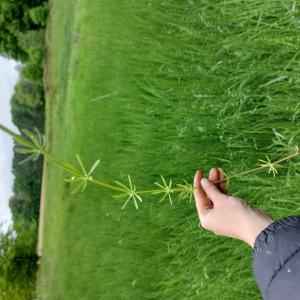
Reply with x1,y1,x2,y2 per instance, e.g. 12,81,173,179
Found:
37,159,47,258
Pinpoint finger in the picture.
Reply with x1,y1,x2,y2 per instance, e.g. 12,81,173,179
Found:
209,168,219,183
194,170,212,215
209,167,224,192
218,168,227,194
200,177,227,203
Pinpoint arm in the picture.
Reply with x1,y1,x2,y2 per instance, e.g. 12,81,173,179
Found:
193,168,300,300
252,216,300,300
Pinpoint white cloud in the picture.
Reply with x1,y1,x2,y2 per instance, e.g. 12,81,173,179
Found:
0,56,20,233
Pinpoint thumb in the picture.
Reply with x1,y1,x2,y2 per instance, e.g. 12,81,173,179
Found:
193,170,212,215
200,178,227,202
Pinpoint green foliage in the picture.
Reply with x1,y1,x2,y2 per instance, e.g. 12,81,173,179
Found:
0,1,47,299
0,0,47,61
64,154,101,194
21,62,44,85
36,0,300,299
7,75,44,300
2,124,297,215
9,81,44,225
0,223,37,300
13,79,44,108
11,94,44,131
113,175,143,209
17,29,45,66
17,30,44,54
29,4,48,27
17,29,45,86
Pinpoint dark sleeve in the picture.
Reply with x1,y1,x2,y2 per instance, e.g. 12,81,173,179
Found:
252,216,300,300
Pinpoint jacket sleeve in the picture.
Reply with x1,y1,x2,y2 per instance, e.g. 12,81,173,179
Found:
252,215,300,300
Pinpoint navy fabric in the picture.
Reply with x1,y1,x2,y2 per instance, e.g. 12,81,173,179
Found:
252,216,300,300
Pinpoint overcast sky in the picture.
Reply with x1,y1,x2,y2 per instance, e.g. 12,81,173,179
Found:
0,56,20,233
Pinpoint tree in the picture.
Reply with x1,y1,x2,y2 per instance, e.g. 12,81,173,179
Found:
0,222,37,300
13,78,44,108
0,0,48,60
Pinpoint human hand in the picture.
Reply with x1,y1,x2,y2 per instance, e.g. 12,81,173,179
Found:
193,168,273,247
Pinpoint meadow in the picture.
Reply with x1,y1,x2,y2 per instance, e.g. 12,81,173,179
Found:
38,1,300,299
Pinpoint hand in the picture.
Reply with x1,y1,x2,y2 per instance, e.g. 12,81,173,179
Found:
193,168,273,247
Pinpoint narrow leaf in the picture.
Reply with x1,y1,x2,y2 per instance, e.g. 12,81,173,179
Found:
88,159,100,176
15,148,35,154
76,154,88,176
19,154,37,165
121,196,131,210
114,181,129,191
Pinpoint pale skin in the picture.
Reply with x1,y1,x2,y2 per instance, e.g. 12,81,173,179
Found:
193,168,273,248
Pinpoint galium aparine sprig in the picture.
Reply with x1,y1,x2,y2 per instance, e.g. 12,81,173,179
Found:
64,154,100,194
176,179,194,203
15,128,46,165
152,175,174,205
258,155,280,178
0,124,299,210
113,175,143,209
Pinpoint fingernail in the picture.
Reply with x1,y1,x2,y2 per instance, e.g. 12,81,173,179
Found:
201,178,209,186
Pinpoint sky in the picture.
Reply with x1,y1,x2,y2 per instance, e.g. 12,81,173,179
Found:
0,56,20,233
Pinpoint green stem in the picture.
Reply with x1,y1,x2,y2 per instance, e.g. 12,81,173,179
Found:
1,123,299,200
42,149,125,193
0,124,36,149
214,148,299,184
92,179,126,193
41,150,82,177
0,124,120,192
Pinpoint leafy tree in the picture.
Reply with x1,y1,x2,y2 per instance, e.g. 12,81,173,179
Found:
0,0,48,60
29,4,48,27
0,222,37,300
0,1,48,298
17,29,45,62
11,93,44,130
13,78,44,108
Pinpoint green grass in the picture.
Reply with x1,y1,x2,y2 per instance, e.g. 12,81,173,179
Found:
38,0,300,299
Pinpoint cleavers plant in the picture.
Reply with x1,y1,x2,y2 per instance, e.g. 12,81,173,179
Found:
1,123,299,210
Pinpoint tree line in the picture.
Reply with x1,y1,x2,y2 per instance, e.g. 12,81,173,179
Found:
0,1,48,299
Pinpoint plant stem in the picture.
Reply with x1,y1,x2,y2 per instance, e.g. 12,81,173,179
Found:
0,124,123,192
1,123,299,199
92,179,126,193
213,148,299,185
0,124,36,149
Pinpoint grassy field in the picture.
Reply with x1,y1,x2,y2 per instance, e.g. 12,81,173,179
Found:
38,1,300,299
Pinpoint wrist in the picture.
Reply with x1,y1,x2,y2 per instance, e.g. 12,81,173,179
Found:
241,209,273,248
